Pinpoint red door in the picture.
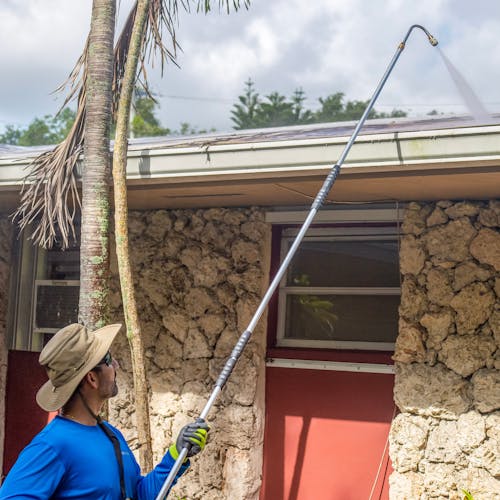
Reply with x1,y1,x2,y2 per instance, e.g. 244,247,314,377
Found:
2,351,51,477
261,366,394,500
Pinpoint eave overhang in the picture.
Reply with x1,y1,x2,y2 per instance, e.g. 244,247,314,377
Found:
1,119,499,210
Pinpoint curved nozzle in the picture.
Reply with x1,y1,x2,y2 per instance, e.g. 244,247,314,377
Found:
428,35,438,46
402,24,438,47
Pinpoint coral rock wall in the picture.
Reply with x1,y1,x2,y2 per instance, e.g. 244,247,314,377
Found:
108,207,270,500
390,201,500,500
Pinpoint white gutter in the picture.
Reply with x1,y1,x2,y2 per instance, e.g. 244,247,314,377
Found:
1,124,500,188
124,124,500,184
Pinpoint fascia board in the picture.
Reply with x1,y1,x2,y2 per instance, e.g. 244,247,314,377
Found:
125,127,500,182
1,125,500,188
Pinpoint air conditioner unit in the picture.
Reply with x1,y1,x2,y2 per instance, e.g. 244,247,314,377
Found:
33,280,80,345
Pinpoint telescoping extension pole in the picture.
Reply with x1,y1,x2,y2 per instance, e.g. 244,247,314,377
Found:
156,24,438,500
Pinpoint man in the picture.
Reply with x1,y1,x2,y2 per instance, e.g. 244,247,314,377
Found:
0,323,208,499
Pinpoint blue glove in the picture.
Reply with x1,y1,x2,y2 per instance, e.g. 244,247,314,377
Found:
169,419,209,460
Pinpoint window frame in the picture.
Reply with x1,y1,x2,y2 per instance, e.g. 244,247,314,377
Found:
7,227,80,352
276,225,400,351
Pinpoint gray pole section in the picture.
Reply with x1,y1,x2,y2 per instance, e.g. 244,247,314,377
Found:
155,25,437,500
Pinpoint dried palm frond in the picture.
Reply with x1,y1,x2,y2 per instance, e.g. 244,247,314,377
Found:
112,0,180,117
143,0,181,69
12,0,173,249
53,38,90,114
12,67,87,249
13,0,247,249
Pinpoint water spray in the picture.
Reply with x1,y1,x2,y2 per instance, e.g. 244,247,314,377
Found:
155,24,439,500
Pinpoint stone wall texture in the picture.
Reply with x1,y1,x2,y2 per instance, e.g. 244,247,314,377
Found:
390,200,500,500
108,207,270,499
0,216,13,476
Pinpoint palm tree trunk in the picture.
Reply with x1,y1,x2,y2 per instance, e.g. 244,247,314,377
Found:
112,0,153,470
79,0,116,330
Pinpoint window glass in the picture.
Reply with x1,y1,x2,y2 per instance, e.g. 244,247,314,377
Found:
34,284,80,330
278,229,400,349
286,240,399,287
284,294,399,343
46,247,80,280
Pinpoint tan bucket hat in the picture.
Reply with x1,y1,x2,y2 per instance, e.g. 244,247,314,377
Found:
36,323,122,411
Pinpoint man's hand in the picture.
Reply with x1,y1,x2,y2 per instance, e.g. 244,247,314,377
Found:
169,419,209,460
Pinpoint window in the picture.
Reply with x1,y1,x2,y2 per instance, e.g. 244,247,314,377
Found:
7,227,80,351
276,226,400,350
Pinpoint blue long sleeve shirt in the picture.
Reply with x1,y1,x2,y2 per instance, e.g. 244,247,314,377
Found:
0,416,188,499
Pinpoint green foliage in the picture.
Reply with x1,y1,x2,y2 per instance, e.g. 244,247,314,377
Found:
0,108,76,146
176,122,216,135
130,89,214,137
2,78,411,145
0,125,22,145
231,79,408,130
230,78,260,129
256,91,294,127
1,94,208,145
292,274,338,338
131,92,171,138
462,490,475,500
291,88,314,123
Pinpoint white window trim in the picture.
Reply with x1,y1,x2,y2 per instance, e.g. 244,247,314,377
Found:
266,358,395,374
276,226,400,351
7,228,81,352
266,208,404,225
281,226,399,238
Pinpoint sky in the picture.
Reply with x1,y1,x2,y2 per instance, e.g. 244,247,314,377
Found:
1,0,499,135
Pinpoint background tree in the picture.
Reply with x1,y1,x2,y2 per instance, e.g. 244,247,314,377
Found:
291,88,313,124
0,98,210,145
231,81,408,129
230,78,260,129
175,121,215,135
255,91,294,127
0,126,22,145
131,89,170,137
0,108,76,146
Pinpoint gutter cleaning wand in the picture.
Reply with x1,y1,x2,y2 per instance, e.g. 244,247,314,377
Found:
156,24,438,500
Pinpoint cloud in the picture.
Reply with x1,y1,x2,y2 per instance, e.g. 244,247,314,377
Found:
1,0,499,133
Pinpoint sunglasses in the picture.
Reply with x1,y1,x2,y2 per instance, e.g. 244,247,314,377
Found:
97,351,113,367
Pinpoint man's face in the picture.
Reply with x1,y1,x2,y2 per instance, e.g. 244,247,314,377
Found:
95,355,119,399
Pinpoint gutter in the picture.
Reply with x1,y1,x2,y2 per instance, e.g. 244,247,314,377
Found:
1,124,500,189
124,124,500,184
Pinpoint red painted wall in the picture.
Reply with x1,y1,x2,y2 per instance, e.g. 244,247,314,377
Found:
261,367,394,500
2,351,51,477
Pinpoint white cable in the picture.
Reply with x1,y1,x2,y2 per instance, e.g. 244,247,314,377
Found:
368,406,397,500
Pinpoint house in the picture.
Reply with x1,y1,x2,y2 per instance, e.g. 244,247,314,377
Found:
0,115,499,499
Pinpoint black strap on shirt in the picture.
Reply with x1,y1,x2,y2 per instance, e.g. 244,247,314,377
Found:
75,390,131,500
98,420,129,500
